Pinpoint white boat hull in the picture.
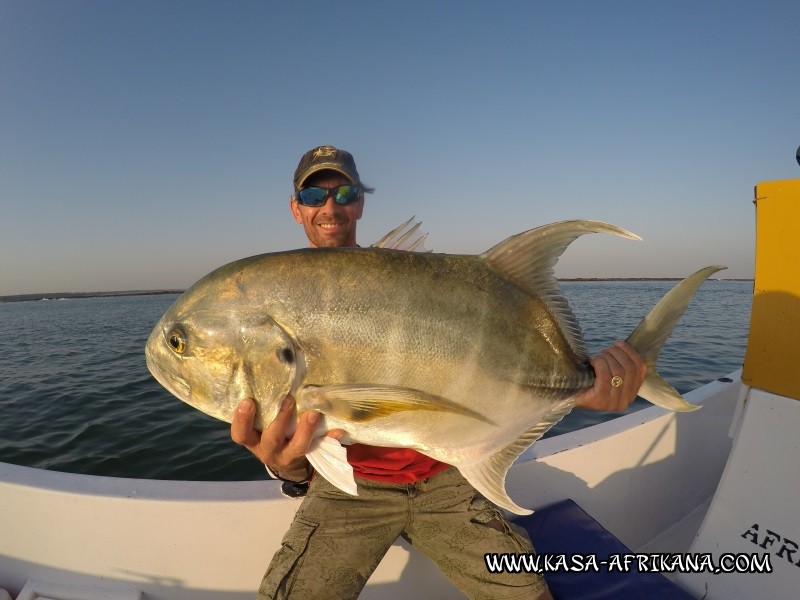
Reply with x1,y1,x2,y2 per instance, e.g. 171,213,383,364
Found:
0,373,743,600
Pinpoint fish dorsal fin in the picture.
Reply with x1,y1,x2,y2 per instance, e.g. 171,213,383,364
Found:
371,217,431,252
458,396,575,515
480,220,642,361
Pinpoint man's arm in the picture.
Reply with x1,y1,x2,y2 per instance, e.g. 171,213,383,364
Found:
574,340,647,412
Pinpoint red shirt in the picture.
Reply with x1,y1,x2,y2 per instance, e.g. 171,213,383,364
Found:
346,444,450,483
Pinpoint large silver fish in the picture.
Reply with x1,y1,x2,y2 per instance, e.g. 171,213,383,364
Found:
145,219,723,514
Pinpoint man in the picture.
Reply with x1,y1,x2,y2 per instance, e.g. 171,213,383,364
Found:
232,145,647,599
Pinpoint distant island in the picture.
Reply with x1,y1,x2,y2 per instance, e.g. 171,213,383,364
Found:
0,290,185,303
0,279,753,304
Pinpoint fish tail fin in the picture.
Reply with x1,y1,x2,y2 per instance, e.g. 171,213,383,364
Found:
627,265,727,412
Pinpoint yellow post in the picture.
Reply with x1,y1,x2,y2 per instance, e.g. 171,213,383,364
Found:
742,179,800,400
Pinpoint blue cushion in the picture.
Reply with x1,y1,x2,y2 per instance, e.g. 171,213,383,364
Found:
512,499,694,600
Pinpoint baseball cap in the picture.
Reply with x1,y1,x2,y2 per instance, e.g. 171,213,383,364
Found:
293,145,361,190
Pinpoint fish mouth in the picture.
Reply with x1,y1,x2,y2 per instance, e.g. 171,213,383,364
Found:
145,341,191,401
162,371,191,399
147,358,191,400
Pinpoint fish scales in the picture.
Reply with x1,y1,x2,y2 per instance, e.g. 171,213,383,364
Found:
146,219,723,513
261,249,586,425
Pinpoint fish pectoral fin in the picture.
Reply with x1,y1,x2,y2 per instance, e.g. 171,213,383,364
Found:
306,435,358,496
458,397,575,516
297,384,495,424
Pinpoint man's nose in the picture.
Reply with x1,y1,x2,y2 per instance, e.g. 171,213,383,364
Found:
317,195,340,213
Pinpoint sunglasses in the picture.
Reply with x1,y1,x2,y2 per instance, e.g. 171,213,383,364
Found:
295,184,362,207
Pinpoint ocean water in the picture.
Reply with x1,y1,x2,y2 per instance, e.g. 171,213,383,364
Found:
0,280,752,481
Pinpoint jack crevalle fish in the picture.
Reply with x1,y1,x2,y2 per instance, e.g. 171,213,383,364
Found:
145,219,724,514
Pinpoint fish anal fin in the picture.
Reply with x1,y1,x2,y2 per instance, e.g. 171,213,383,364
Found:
458,397,575,515
297,384,495,425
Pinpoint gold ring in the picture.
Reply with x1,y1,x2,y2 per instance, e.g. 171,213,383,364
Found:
611,376,624,388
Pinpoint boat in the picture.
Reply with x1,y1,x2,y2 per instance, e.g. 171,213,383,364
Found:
2,177,798,600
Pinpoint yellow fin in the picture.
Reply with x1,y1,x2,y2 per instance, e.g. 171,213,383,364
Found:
297,384,495,424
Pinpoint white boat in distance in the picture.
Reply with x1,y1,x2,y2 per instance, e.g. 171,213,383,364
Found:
2,178,799,600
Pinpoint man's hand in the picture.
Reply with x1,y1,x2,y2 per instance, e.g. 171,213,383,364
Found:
231,396,341,482
574,340,647,412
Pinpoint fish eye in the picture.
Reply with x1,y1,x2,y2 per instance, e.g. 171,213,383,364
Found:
277,347,294,365
168,329,187,354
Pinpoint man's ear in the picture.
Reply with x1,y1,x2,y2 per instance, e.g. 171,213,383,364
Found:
289,197,303,224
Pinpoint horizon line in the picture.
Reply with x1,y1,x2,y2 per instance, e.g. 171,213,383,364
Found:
0,278,754,304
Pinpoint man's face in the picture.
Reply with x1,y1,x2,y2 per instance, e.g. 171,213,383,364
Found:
290,172,364,248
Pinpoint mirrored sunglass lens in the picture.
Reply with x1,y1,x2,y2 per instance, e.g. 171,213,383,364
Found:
298,187,328,206
334,185,359,204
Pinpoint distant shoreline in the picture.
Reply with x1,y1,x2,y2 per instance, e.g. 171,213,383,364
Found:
0,290,185,304
0,279,753,304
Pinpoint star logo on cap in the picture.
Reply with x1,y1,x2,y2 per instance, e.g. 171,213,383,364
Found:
313,146,337,158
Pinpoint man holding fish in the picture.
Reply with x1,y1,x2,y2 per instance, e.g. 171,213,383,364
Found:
231,146,647,600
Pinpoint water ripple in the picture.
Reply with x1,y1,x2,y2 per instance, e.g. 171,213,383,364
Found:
0,283,752,479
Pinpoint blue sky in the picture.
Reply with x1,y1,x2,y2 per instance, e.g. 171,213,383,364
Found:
1,1,798,295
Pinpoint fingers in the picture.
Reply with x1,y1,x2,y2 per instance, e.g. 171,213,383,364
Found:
602,344,637,407
593,344,636,411
326,428,346,441
576,341,647,412
231,398,261,448
230,396,325,469
280,410,318,460
259,397,298,454
611,340,648,399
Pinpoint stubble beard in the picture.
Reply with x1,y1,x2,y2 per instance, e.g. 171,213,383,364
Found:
310,217,355,248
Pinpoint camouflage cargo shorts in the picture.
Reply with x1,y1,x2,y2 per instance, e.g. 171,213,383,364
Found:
257,466,548,599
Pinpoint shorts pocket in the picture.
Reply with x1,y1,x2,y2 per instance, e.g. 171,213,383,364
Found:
468,496,533,552
258,517,318,599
